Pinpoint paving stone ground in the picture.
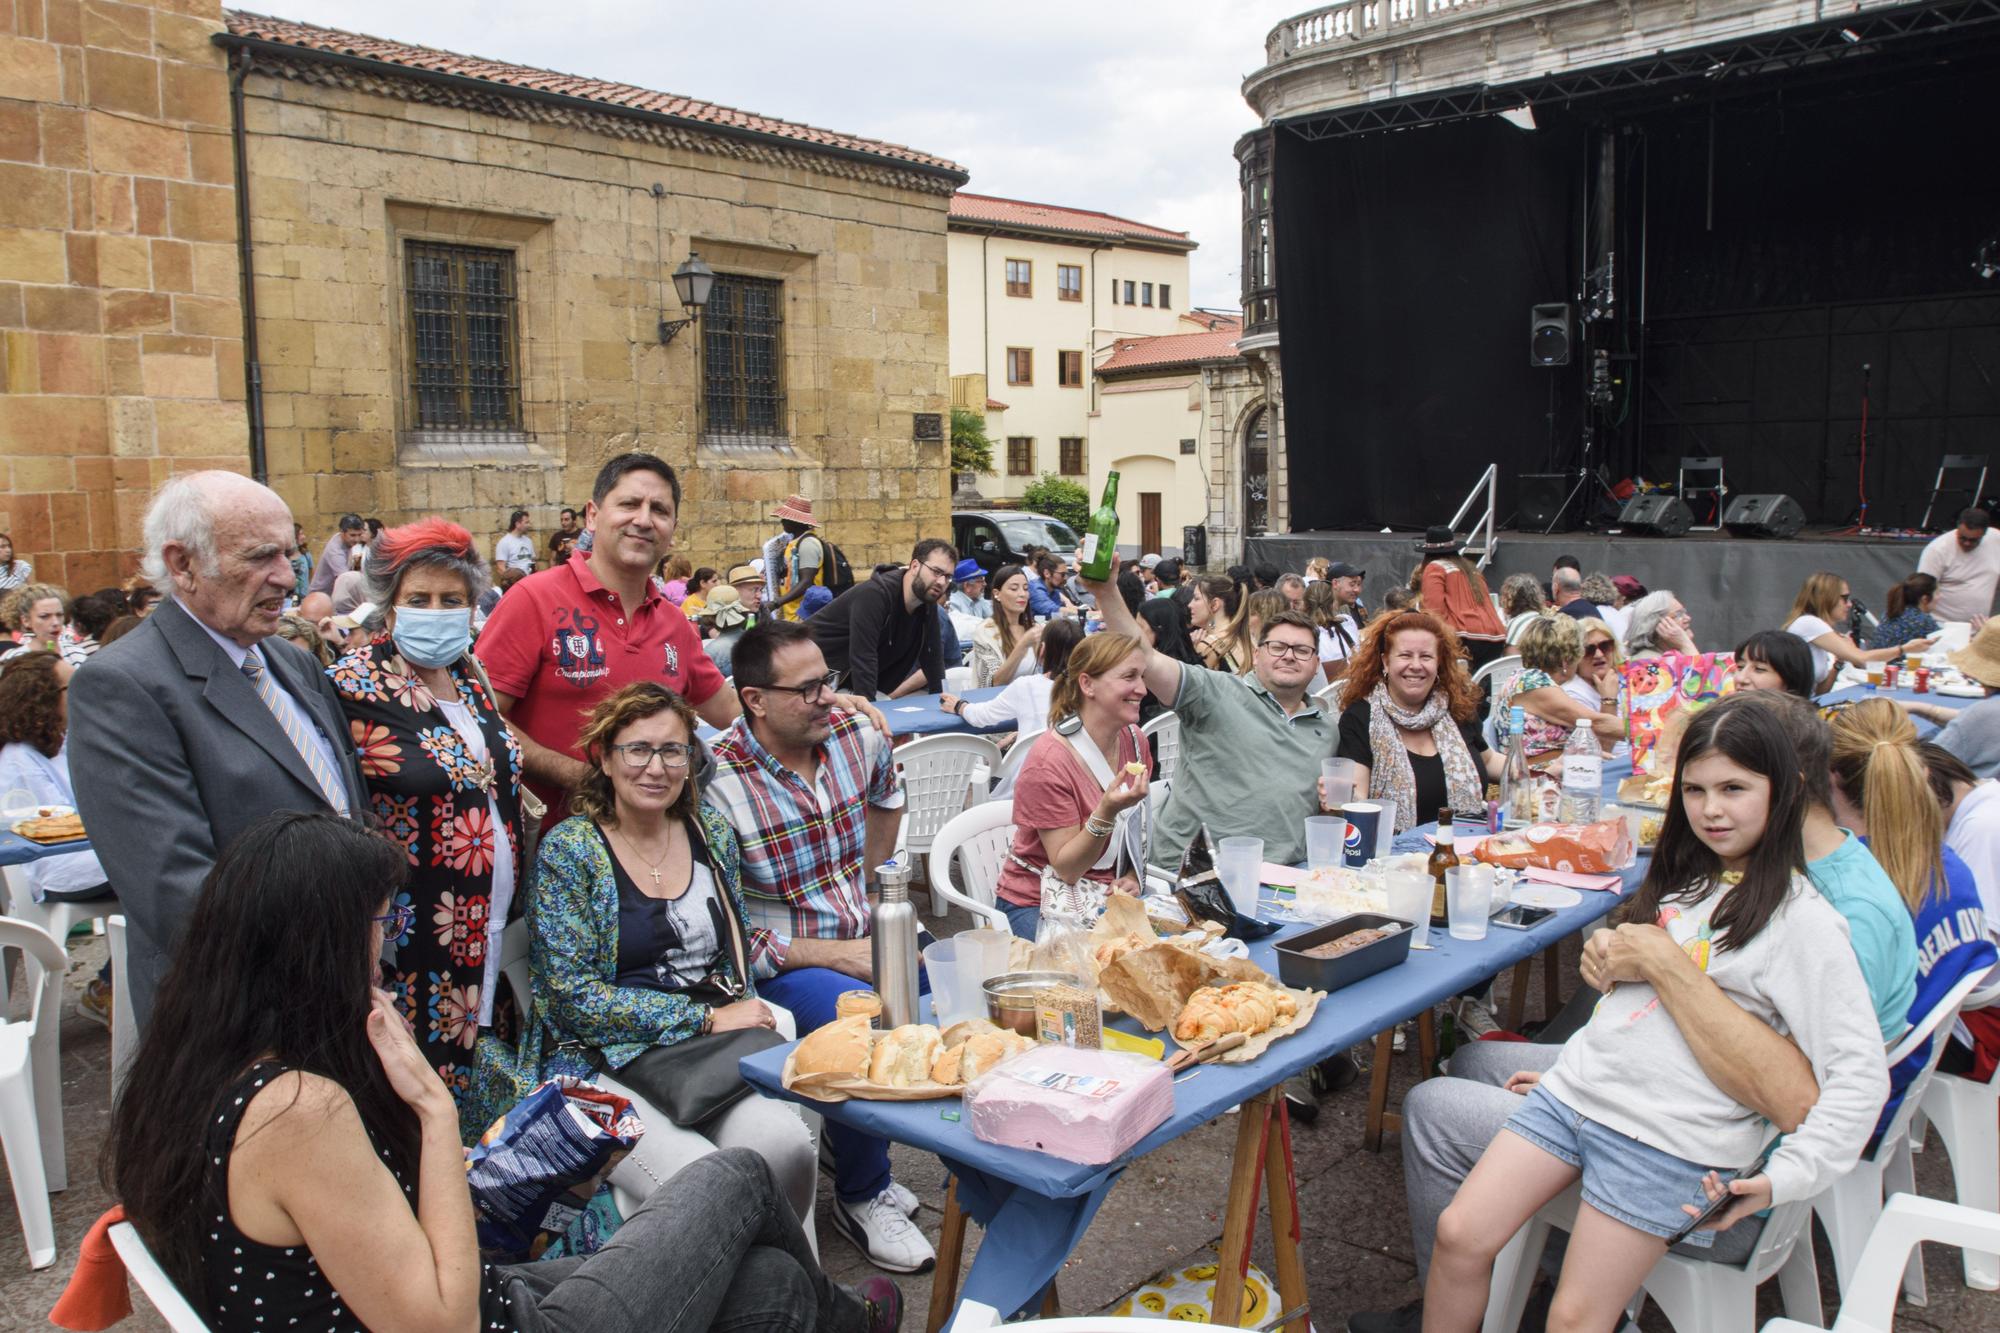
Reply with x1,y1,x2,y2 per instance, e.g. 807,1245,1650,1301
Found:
2,929,1995,1331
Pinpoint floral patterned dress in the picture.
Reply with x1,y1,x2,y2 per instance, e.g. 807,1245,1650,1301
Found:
328,637,526,1110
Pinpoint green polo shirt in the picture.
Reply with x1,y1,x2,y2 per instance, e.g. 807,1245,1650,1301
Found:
1153,660,1337,870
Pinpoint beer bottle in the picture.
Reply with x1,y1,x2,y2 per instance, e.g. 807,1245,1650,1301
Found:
1427,807,1458,925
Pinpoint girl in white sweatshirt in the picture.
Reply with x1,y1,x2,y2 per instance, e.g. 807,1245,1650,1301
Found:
1424,700,1890,1333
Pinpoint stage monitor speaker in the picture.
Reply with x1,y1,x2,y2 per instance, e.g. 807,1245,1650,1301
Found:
1616,494,1694,538
1518,473,1573,530
1530,303,1571,366
1723,493,1806,539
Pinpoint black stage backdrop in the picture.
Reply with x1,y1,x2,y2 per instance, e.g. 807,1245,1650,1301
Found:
1274,113,1585,531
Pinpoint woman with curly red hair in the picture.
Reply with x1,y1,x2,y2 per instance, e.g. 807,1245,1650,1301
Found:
327,516,529,1131
1335,610,1501,832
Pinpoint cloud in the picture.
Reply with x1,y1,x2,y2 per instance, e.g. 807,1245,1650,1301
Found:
271,0,1300,307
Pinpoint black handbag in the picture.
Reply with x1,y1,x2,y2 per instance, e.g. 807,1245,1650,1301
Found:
594,892,782,1128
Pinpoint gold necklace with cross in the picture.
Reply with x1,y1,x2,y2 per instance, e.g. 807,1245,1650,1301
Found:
612,823,677,891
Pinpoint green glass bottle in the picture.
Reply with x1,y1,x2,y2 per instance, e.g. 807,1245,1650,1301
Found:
1077,470,1120,581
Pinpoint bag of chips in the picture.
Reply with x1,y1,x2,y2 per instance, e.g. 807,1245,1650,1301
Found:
1470,818,1634,874
465,1076,644,1260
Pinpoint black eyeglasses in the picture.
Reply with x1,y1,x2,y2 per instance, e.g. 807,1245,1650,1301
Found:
755,671,841,702
919,563,956,581
371,904,414,937
608,742,694,771
1259,640,1318,661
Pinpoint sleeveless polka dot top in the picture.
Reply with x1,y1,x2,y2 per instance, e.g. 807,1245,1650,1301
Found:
200,1061,519,1331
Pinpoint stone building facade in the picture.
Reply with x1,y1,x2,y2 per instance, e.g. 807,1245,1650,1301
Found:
0,0,248,591
0,4,963,591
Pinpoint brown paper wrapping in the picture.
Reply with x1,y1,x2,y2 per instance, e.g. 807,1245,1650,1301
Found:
1166,986,1325,1064
1095,941,1287,1034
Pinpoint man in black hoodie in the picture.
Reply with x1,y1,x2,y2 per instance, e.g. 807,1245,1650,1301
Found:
809,537,954,699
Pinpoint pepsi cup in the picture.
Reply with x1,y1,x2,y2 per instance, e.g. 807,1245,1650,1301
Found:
1342,802,1384,868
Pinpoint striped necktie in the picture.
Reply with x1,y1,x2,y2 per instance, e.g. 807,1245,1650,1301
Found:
239,654,349,813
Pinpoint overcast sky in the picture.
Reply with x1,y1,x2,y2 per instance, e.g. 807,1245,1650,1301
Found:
281,1,1305,309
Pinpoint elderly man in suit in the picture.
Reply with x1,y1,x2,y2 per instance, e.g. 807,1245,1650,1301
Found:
69,471,367,1026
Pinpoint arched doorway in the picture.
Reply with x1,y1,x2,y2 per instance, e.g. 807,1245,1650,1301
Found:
1242,407,1269,537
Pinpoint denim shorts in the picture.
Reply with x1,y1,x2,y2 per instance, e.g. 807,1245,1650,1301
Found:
1504,1084,1721,1247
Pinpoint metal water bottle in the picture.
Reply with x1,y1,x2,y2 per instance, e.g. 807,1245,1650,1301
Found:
871,859,921,1028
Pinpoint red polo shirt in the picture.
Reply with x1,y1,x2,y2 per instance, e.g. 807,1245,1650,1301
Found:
476,552,725,812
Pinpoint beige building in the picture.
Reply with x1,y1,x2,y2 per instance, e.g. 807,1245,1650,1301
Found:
0,2,964,592
1089,312,1277,566
947,193,1193,502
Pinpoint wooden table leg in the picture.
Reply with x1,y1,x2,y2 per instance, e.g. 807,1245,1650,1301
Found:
1262,1097,1311,1333
1039,1279,1061,1317
1211,1087,1276,1325
1416,1007,1438,1077
925,1177,969,1333
1503,958,1532,1033
1542,940,1562,1019
1363,1026,1394,1151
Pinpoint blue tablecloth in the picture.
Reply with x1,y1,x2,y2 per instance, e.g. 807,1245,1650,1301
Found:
741,866,1639,1314
1819,682,1982,712
696,686,1012,743
0,829,91,868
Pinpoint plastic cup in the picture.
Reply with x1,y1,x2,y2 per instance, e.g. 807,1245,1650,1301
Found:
954,927,1017,993
1320,758,1361,811
1866,661,1886,688
1376,810,1398,861
1304,817,1344,870
1446,865,1492,941
1216,836,1265,916
1341,802,1382,867
922,939,965,1022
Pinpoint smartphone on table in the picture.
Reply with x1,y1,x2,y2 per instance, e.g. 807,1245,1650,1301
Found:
1491,904,1555,930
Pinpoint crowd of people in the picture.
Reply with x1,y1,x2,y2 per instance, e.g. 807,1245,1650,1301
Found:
6,472,2000,1332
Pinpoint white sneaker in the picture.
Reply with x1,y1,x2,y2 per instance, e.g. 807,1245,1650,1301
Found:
832,1189,936,1273
884,1179,920,1216
1454,996,1500,1039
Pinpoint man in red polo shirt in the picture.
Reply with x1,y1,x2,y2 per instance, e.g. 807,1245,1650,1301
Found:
477,454,739,815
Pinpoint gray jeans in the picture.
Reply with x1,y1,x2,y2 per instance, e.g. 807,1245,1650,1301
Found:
501,1148,867,1333
1403,1041,1761,1285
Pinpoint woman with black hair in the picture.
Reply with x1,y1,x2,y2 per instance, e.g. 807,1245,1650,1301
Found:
1733,629,1818,699
1426,700,1889,1333
943,615,1080,742
968,563,1041,688
107,810,897,1333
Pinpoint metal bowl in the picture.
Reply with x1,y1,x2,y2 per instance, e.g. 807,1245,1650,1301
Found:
983,970,1077,1038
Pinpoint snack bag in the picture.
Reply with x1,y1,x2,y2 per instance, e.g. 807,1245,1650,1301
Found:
1471,818,1634,873
465,1076,644,1260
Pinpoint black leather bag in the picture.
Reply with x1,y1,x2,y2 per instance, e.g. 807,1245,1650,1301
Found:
595,894,781,1128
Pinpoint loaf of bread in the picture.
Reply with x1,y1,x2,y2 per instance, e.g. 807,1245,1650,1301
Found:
1299,928,1391,959
940,1017,1001,1049
930,1029,1034,1085
867,1024,943,1088
792,1016,873,1078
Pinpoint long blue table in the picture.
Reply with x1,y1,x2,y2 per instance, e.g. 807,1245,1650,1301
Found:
742,862,1639,1322
0,829,91,869
1819,681,1983,713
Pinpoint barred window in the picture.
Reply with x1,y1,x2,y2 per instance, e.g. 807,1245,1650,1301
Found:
703,273,787,445
1059,437,1084,475
1008,436,1034,476
405,241,520,431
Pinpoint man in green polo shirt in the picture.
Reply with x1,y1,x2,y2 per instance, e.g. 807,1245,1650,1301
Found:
1083,572,1334,866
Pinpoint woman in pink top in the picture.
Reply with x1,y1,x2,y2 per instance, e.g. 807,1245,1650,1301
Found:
995,632,1154,939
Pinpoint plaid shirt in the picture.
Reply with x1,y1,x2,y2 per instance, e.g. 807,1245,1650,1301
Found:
705,709,904,971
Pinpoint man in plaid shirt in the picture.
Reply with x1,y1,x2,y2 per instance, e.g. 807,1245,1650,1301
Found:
706,620,935,1272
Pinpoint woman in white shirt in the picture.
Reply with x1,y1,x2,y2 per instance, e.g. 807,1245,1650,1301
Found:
967,564,1041,688
1305,582,1361,682
1784,571,1930,692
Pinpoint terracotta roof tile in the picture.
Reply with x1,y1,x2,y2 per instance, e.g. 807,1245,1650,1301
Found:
223,11,964,177
985,397,1010,411
1180,310,1243,333
949,192,1194,249
1095,328,1241,374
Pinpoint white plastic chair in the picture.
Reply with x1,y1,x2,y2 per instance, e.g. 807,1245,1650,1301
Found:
0,916,67,1268
990,732,1037,796
892,734,1004,864
1483,1177,1820,1333
1472,653,1523,693
1908,971,2000,1292
927,801,1015,931
107,914,137,1099
1764,1193,2000,1333
1141,711,1181,785
108,1219,212,1331
0,862,119,983
1812,966,1991,1308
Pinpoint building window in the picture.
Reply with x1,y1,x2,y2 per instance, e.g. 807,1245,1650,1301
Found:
1179,437,1197,455
1058,350,1083,388
1057,264,1083,301
1122,280,1136,304
1238,129,1278,334
1006,347,1032,386
701,273,787,445
1109,282,1120,305
405,241,521,431
1160,284,1172,310
1005,258,1032,297
1008,436,1034,476
1059,437,1084,475
1142,282,1154,307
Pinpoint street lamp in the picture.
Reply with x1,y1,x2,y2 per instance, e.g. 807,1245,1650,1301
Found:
659,251,714,345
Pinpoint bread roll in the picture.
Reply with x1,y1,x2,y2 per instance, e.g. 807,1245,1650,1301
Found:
930,1029,1034,1085
940,1017,1000,1049
867,1024,942,1087
793,1016,873,1078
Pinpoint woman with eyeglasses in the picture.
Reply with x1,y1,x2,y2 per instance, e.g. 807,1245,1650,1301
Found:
1784,571,1931,693
1567,616,1631,759
1492,614,1625,766
507,681,817,1222
327,518,527,1126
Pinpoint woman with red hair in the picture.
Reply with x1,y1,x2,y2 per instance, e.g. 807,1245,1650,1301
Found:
330,517,529,1132
1335,610,1502,833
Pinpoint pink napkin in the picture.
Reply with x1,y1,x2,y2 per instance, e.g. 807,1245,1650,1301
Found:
1261,862,1304,887
1521,866,1623,892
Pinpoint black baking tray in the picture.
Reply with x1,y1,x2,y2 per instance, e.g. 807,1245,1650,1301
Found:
1272,913,1415,992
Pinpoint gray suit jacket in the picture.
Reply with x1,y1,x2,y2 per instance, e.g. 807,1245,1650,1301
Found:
68,597,367,1025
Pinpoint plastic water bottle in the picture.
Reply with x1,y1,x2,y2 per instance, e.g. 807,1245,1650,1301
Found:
1560,722,1603,824
1499,707,1534,829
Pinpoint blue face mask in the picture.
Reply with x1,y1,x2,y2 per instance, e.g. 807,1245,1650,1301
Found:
391,605,472,668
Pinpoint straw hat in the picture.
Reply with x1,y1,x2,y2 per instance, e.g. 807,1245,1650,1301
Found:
701,584,751,631
726,563,762,587
772,495,817,527
1948,620,2000,688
